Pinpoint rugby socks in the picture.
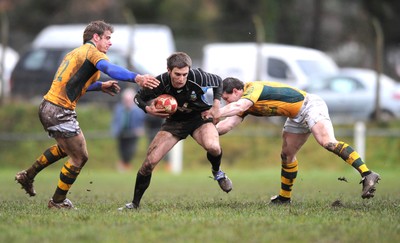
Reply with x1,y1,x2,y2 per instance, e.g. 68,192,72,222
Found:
51,161,81,203
207,151,222,172
26,145,67,179
132,172,152,208
279,160,298,200
333,141,370,176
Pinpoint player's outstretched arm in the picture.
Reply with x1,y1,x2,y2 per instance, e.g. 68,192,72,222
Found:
218,99,253,118
87,80,120,96
96,60,159,89
216,116,242,135
101,80,121,96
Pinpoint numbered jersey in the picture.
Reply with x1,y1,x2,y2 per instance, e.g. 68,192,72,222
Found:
43,42,108,110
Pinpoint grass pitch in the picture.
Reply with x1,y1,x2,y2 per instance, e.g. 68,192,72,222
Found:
1,167,399,243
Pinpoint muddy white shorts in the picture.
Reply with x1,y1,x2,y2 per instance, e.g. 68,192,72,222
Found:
283,94,331,134
38,99,81,138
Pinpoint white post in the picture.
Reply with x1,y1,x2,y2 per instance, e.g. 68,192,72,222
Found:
354,121,366,161
170,140,183,174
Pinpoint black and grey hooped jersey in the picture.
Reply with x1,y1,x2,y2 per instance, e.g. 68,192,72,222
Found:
135,68,222,121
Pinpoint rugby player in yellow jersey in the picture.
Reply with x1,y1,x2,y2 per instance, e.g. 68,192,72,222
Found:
15,20,159,209
212,77,380,204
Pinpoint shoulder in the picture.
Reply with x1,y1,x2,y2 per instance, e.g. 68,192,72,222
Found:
85,43,108,62
189,68,222,82
190,68,210,76
244,82,261,91
157,72,170,81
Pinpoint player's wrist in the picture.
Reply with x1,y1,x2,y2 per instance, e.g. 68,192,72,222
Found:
134,74,143,86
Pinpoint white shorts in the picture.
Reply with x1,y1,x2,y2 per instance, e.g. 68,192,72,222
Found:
283,94,331,134
39,100,81,138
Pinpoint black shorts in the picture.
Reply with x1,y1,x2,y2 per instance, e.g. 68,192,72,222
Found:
161,114,213,139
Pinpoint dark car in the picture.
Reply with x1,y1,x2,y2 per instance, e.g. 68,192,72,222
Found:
10,47,144,105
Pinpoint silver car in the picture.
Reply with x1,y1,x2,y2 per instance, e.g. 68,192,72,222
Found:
307,68,400,123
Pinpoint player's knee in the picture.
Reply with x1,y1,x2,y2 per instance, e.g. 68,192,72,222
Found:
280,152,287,162
281,152,293,163
141,159,157,175
323,142,337,152
206,145,221,157
78,154,89,167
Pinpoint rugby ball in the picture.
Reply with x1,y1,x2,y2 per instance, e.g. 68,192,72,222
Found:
154,94,178,114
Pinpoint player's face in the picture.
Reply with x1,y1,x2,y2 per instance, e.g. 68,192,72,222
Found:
169,66,189,89
222,89,242,104
95,30,112,54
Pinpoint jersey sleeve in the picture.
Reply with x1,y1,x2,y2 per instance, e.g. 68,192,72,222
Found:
96,60,137,81
241,82,264,103
190,68,223,100
87,45,109,66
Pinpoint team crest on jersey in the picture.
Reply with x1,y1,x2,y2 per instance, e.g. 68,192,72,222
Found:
243,86,254,96
190,91,197,101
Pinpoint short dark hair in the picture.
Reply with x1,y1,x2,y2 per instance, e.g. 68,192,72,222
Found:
222,77,244,94
166,52,192,70
83,20,114,44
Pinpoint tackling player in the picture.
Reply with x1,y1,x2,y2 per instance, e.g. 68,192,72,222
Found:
212,77,380,204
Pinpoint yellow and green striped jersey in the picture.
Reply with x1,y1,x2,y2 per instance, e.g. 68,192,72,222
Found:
240,81,307,118
44,42,108,110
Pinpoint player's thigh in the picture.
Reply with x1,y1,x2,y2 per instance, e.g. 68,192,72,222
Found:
192,122,220,151
147,131,179,162
310,119,337,147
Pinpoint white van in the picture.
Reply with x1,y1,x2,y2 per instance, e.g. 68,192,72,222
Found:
202,42,338,89
32,24,176,75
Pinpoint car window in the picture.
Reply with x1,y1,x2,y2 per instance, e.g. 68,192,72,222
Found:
21,49,64,72
329,78,363,93
266,57,293,79
22,49,48,71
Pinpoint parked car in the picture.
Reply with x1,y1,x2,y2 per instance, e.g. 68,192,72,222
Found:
306,68,400,123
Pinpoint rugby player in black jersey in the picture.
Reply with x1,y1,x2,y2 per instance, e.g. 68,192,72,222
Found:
119,52,232,210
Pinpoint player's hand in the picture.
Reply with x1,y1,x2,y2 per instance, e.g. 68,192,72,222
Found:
135,74,160,89
145,102,171,118
101,80,121,96
202,107,220,124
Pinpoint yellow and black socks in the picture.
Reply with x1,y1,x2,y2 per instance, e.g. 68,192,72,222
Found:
333,142,370,176
26,145,67,179
52,161,81,203
132,172,152,207
279,160,298,200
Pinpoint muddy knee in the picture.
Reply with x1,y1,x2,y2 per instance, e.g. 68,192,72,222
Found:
326,141,351,160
